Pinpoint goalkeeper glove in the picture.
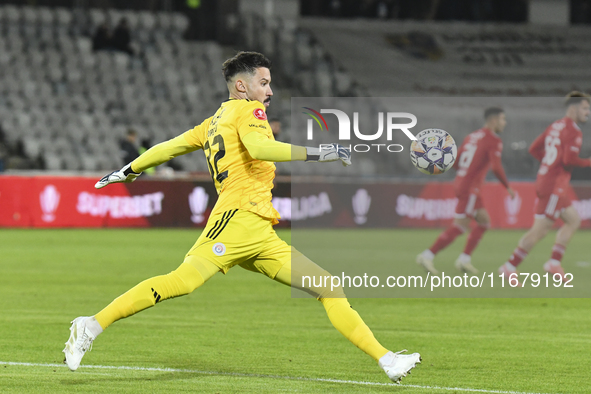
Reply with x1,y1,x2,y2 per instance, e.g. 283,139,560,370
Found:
305,143,351,166
95,163,142,189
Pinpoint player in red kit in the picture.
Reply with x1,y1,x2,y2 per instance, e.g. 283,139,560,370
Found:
500,92,591,282
417,107,514,274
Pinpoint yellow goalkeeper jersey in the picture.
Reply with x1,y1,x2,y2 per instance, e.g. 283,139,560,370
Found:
182,99,280,223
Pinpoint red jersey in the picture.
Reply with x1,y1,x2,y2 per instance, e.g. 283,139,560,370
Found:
529,117,591,196
454,127,509,195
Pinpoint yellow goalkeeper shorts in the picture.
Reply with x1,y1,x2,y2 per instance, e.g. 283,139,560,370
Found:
186,209,291,278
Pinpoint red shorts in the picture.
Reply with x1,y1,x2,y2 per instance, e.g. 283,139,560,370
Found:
455,192,484,218
534,192,572,221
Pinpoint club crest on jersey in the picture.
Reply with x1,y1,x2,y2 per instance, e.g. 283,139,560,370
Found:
212,242,226,256
253,108,267,121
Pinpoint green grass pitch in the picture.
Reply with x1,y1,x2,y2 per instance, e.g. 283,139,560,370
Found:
0,228,589,393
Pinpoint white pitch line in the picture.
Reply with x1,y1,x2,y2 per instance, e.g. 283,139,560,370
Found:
0,361,557,394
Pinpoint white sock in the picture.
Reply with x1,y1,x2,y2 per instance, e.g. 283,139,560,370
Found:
422,249,435,260
547,259,561,267
85,316,104,338
503,262,517,272
458,253,471,262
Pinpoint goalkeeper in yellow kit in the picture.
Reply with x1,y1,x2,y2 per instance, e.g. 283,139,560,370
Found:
62,51,420,382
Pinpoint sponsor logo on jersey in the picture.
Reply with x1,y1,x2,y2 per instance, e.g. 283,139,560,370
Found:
40,184,61,222
249,123,267,129
253,108,267,120
212,242,226,256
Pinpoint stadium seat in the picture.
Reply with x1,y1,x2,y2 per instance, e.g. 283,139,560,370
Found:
55,7,72,25
80,155,99,171
38,7,53,25
4,5,20,24
43,153,63,170
0,5,356,176
63,153,82,171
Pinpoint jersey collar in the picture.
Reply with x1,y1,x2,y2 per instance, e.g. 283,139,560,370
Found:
223,98,251,103
564,116,581,131
482,127,500,139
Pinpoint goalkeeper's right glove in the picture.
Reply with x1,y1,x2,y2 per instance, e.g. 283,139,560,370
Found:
305,143,352,167
95,163,142,189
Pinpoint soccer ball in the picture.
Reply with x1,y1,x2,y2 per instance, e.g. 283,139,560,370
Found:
410,129,457,175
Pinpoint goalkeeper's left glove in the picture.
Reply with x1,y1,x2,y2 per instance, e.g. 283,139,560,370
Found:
305,143,351,167
95,163,142,189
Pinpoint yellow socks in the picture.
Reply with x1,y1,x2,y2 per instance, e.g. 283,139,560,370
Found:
95,258,215,330
95,247,389,363
320,297,389,361
273,251,389,362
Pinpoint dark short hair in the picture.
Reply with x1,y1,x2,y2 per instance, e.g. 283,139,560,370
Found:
565,91,591,107
268,118,281,123
484,107,504,120
222,51,271,82
127,128,137,136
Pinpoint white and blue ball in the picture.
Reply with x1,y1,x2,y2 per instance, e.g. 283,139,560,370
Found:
410,129,457,175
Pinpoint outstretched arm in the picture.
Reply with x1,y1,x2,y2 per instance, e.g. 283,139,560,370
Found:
241,131,351,166
131,134,199,173
96,118,210,189
241,131,306,162
95,134,200,189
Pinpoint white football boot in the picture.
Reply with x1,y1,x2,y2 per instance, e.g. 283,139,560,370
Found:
63,317,96,371
498,263,522,287
455,253,479,274
543,260,568,283
416,251,439,275
379,350,421,383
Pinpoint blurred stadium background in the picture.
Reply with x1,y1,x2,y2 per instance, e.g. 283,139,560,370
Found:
1,3,591,392
0,0,590,227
